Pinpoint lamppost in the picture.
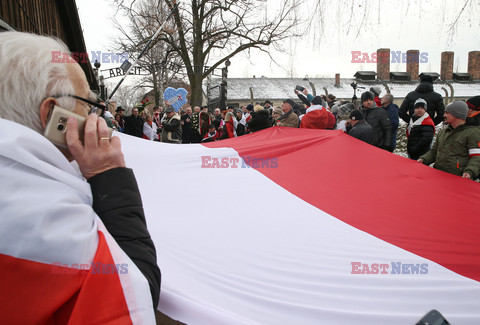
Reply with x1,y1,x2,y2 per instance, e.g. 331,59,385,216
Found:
93,60,105,100
220,59,231,109
99,75,105,102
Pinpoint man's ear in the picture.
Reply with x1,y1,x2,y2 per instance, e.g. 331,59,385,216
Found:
39,98,57,128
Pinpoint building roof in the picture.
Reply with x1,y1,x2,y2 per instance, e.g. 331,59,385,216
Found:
208,77,480,102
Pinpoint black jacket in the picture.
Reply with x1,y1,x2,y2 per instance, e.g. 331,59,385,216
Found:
236,120,246,136
162,114,182,143
361,105,392,150
407,119,435,160
88,168,161,309
181,114,194,143
466,113,480,126
399,82,445,125
124,115,144,138
348,120,373,145
248,110,271,132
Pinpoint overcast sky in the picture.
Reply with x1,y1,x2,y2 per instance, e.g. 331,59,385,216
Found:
77,0,480,81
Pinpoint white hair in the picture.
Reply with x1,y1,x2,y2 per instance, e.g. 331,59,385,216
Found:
0,31,76,134
383,93,394,103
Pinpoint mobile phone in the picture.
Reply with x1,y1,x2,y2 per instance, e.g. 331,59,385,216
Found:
416,309,450,325
44,106,113,148
295,85,305,92
44,105,86,148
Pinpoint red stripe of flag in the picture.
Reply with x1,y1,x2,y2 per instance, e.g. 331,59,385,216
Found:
205,127,480,281
0,231,133,323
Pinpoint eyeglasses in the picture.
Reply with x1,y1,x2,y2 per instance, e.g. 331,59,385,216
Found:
50,94,106,116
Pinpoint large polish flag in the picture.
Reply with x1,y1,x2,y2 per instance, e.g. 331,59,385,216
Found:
120,127,480,325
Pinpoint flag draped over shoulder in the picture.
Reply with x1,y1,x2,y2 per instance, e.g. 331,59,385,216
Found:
120,126,480,325
0,118,155,324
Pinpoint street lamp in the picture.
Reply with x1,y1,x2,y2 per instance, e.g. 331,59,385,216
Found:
99,75,105,101
93,60,104,100
220,59,230,109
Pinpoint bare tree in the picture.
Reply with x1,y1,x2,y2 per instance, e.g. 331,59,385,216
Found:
309,0,480,44
153,0,305,106
112,0,183,106
108,82,144,113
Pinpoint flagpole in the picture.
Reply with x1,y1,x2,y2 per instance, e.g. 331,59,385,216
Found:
106,3,179,103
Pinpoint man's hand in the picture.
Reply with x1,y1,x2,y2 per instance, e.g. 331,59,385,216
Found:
462,172,472,179
417,158,424,163
66,113,126,179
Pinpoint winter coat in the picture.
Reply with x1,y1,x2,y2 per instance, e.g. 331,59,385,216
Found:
220,113,236,140
466,111,480,126
277,109,299,128
142,121,159,141
382,102,399,148
420,123,480,178
361,104,392,150
89,168,161,308
248,109,270,132
348,120,374,145
161,114,182,143
201,130,221,142
181,113,194,143
399,82,445,125
406,114,435,160
124,114,144,138
300,105,336,129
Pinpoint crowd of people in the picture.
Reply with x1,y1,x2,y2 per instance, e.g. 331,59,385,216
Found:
112,76,480,180
1,30,479,324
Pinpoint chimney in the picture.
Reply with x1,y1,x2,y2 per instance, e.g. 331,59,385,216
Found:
377,48,390,80
468,51,480,80
335,73,340,86
406,50,419,81
441,51,454,80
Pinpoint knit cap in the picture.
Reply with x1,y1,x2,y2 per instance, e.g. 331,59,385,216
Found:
370,86,382,97
361,91,375,103
445,101,468,120
337,103,355,121
349,110,364,121
414,98,427,109
466,96,480,111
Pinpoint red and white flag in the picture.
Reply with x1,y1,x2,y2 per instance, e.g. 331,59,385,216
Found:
120,127,480,325
0,118,155,324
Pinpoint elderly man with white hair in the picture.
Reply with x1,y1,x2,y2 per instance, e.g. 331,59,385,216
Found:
0,31,160,323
